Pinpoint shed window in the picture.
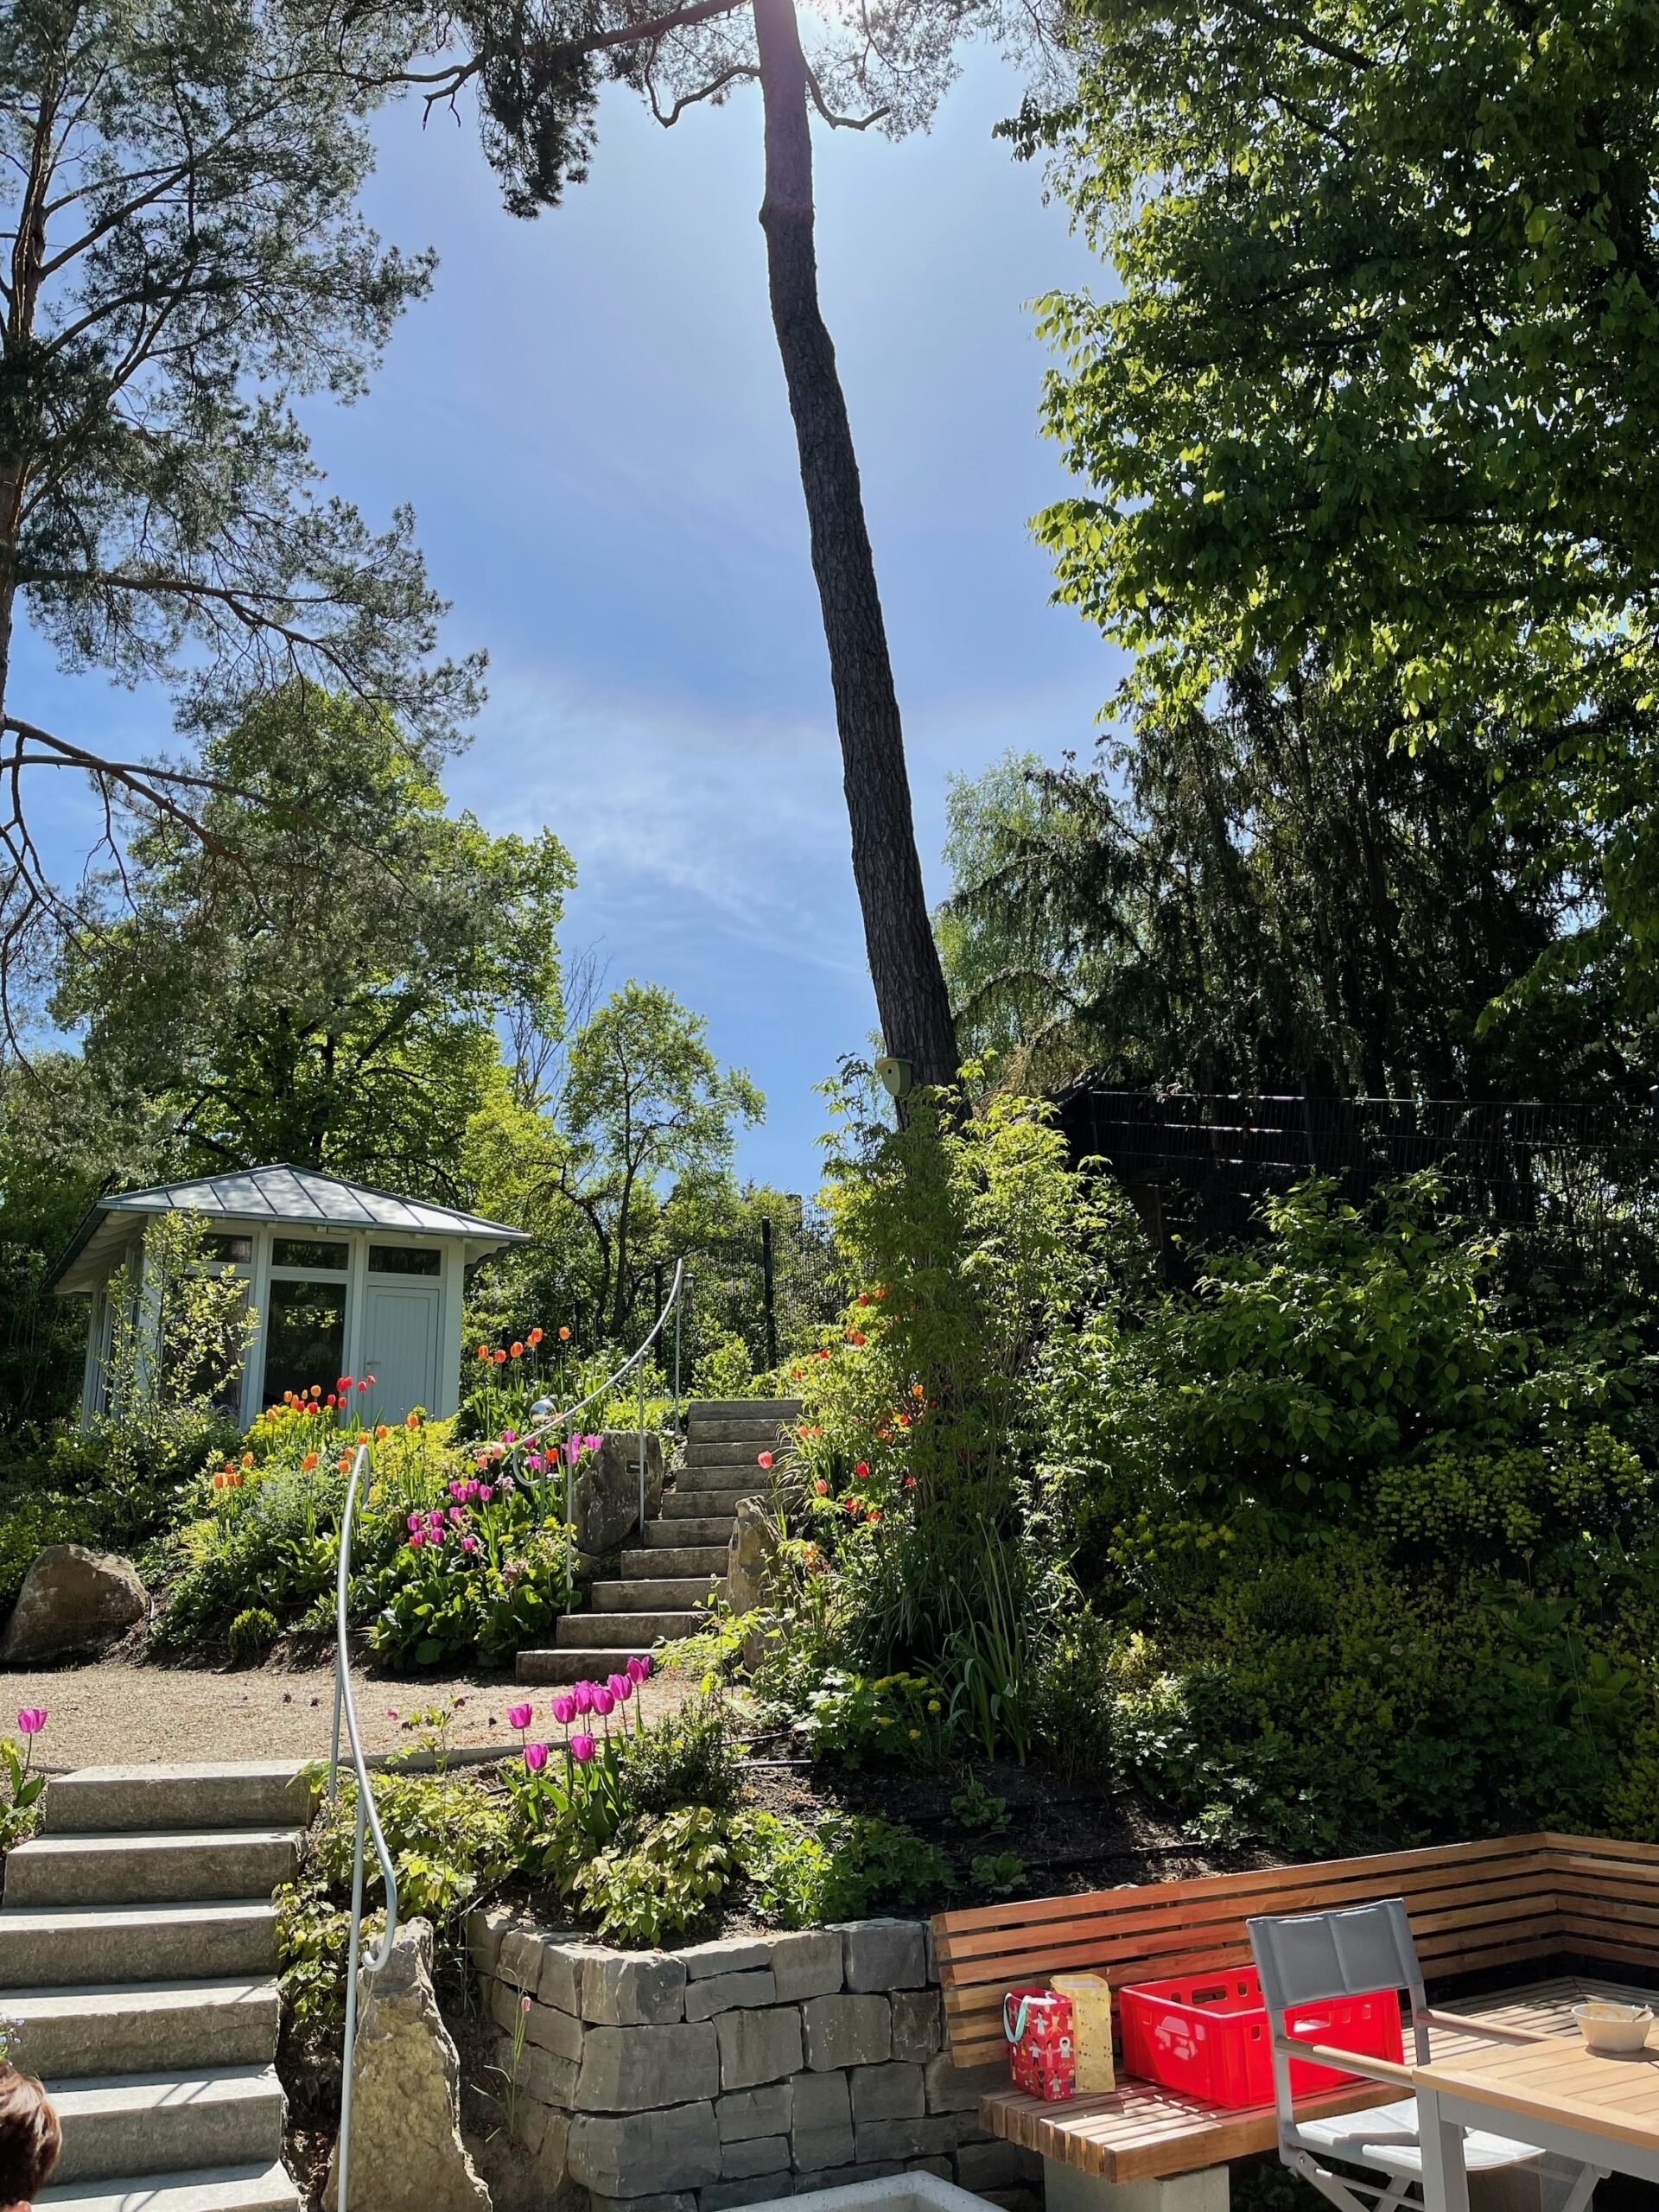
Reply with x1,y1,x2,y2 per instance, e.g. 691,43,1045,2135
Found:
262,1280,347,1405
272,1238,348,1271
368,1245,441,1276
203,1235,252,1265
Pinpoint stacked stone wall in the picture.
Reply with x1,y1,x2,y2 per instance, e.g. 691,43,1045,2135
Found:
466,1911,1040,2212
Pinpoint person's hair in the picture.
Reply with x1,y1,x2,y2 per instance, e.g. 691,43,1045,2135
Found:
0,2068,60,2203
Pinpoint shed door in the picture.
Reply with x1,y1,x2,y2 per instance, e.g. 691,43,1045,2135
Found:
362,1283,442,1426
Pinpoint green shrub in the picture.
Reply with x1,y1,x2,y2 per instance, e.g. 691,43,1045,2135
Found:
736,1809,956,1925
574,1806,740,1943
227,1606,278,1665
368,1522,573,1669
614,1695,741,1822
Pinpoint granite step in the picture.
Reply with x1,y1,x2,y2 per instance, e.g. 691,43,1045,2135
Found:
47,2067,286,2187
3,1830,303,1909
551,1611,706,1649
683,1400,800,1423
38,2161,300,2212
590,1577,721,1612
7,1979,279,2080
0,1900,277,1988
640,1519,734,1548
620,1544,728,1579
41,1765,312,1838
661,1488,760,1518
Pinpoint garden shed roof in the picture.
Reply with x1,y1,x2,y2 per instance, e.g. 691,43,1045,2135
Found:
48,1163,528,1293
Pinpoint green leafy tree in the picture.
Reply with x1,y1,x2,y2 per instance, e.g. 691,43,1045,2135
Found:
939,680,1622,1098
0,0,475,1018
54,687,572,1192
1018,0,1659,1034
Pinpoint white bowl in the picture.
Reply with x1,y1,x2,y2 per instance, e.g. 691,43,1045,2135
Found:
1572,2002,1654,2055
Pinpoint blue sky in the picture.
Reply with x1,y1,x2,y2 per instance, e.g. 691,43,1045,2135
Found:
24,46,1126,1192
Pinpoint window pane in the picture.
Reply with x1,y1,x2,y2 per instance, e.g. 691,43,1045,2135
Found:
368,1245,441,1276
272,1237,347,1270
204,1234,252,1265
261,1280,347,1405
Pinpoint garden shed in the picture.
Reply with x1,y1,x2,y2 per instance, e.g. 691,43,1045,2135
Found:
49,1163,526,1429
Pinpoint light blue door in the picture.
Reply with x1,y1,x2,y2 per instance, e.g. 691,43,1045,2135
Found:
362,1284,442,1425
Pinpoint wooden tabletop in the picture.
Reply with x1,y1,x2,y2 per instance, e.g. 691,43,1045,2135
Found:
1415,2027,1659,2158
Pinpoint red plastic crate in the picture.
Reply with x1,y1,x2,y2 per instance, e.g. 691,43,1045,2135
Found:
1118,1967,1404,2111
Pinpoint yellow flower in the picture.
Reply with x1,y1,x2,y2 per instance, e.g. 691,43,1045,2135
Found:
908,1728,922,1740
927,1700,941,1714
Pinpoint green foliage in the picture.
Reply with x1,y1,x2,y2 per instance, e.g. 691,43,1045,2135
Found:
0,1737,48,1857
736,1809,957,1927
368,1522,573,1670
1018,0,1659,1044
574,1805,740,1944
613,1695,741,1823
227,1607,279,1666
970,1851,1027,1897
791,1669,956,1769
88,1211,257,1527
58,690,567,1192
950,1777,1009,1835
276,1770,510,2045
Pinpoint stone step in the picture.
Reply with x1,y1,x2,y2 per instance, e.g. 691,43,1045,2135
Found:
48,2066,286,2187
38,2160,300,2212
0,1901,278,1988
662,1488,760,1518
9,1979,279,2080
590,1577,721,1612
683,1431,791,1462
552,1611,706,1649
683,1400,800,1422
640,1517,733,1548
41,1764,313,1838
4,1831,302,1910
620,1544,728,1578
518,1648,657,1684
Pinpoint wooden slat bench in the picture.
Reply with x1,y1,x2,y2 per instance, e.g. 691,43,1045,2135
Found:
931,1833,1659,2212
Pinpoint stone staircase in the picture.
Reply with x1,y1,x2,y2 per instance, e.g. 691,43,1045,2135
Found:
1,1761,313,2212
517,1397,800,1683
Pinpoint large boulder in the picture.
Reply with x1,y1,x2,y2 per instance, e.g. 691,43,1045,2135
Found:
571,1431,664,1555
0,1545,146,1663
327,1916,490,2212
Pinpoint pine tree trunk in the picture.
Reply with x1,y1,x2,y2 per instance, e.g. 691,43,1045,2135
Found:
751,0,958,1091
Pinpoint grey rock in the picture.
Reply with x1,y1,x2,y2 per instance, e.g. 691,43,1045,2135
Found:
687,1970,777,2020
466,1903,525,1977
769,1930,843,2004
855,2116,962,2161
719,2085,793,2141
0,1544,145,1662
324,1916,489,2212
726,1497,783,1614
716,2004,804,2089
574,1430,666,1554
523,2002,584,2063
801,1994,890,2072
837,1920,926,1995
568,2104,721,2196
521,2043,580,2108
722,2136,792,2180
890,1987,942,2063
956,2140,1043,2190
704,2182,790,2210
677,1936,772,1979
849,2064,924,2122
795,2165,904,2194
575,2022,719,2111
588,2196,696,2212
538,1939,604,2015
582,1949,689,2025
788,2069,853,2171
924,2055,1006,2113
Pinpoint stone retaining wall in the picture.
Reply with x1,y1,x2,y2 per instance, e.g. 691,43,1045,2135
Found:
466,1910,1040,2212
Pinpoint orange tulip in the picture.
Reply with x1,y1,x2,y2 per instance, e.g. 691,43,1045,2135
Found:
558,1325,571,1342
375,1424,389,1440
302,1452,319,1471
405,1412,420,1430
477,1344,490,1360
510,1342,524,1359
528,1326,543,1346
911,1384,925,1401
494,1348,507,1365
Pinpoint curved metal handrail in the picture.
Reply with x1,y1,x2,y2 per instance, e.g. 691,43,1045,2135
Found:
328,1440,399,2212
324,1262,685,2210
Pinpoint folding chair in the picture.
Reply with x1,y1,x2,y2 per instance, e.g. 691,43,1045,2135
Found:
1248,1899,1604,2212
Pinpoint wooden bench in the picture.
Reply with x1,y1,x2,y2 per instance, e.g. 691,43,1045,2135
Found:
931,1833,1659,2212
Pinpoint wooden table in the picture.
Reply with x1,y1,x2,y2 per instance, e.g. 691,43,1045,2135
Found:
1412,2023,1659,2212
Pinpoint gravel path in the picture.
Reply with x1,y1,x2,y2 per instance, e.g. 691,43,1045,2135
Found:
0,1656,695,1772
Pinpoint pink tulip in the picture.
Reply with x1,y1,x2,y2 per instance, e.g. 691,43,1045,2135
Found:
570,1733,596,1763
410,1531,425,1548
406,1513,421,1531
573,1681,595,1714
16,1708,45,1736
627,1654,652,1684
607,1672,627,1700
524,1742,550,1772
461,1535,478,1553
480,1484,495,1503
507,1702,534,1732
551,1694,577,1725
592,1687,615,1718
